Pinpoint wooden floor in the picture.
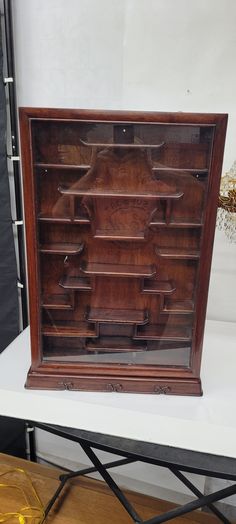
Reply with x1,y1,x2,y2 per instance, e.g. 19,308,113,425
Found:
0,453,221,523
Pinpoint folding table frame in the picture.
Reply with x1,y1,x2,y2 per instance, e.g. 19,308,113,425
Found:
27,422,236,524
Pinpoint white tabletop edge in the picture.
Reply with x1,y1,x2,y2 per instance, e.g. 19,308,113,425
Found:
0,320,236,460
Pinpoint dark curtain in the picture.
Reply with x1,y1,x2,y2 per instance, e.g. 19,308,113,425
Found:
0,415,26,458
0,25,19,353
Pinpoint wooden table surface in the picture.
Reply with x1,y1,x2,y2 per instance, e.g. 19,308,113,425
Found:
0,453,221,524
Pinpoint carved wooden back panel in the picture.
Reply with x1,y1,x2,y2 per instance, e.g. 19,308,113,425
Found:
20,109,227,395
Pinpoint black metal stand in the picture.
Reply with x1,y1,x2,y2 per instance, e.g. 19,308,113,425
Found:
30,422,236,524
3,0,28,328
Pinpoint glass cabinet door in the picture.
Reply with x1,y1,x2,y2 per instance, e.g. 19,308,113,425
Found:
31,118,214,371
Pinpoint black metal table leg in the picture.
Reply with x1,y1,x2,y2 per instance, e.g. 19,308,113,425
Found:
143,483,236,524
169,467,231,524
79,440,143,523
59,456,135,481
44,455,137,521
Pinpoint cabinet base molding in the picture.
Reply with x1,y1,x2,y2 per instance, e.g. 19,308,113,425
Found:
25,369,202,396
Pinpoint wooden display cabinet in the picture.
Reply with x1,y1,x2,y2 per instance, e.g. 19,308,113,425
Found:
19,108,227,395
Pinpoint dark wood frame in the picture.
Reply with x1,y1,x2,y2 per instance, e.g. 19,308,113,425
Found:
19,108,227,395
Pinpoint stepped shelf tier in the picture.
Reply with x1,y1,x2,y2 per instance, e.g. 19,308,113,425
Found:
38,214,90,224
58,184,183,200
42,321,98,338
40,243,84,255
93,229,147,240
86,337,147,353
35,162,90,170
163,299,194,314
134,324,192,342
59,276,92,290
42,294,73,310
150,219,203,228
80,139,165,149
81,261,157,278
152,167,208,174
155,247,200,260
142,279,176,294
86,308,149,325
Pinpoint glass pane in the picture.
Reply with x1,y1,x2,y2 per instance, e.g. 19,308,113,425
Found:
32,119,214,370
43,336,191,368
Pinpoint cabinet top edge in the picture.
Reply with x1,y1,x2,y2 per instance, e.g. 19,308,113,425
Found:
18,107,228,125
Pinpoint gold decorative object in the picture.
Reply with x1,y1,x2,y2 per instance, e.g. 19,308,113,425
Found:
217,161,236,242
0,467,44,524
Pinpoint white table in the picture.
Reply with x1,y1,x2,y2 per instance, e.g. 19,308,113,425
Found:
1,320,236,523
0,319,236,459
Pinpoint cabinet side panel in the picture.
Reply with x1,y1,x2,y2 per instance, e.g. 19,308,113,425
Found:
191,115,228,376
19,109,41,367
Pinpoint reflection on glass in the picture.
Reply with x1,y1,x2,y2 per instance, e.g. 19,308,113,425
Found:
32,120,214,369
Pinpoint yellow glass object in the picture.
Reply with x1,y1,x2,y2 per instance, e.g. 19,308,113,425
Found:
0,468,44,524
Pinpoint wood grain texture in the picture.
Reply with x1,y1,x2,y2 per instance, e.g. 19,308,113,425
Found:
0,453,220,524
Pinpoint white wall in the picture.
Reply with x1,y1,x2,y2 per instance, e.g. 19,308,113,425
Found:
13,0,236,322
12,0,236,504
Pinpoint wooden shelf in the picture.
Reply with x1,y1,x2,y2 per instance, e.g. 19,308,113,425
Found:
59,276,92,290
39,215,71,224
38,214,90,224
142,279,176,295
42,321,98,338
152,167,208,174
58,185,183,200
150,219,203,228
80,139,165,149
155,247,200,260
42,294,73,310
86,337,147,353
86,308,149,325
35,163,90,170
94,230,145,241
40,242,84,255
134,325,192,341
81,261,156,278
163,299,194,314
